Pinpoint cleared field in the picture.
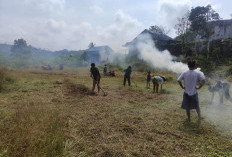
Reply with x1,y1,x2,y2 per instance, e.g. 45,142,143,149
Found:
0,68,232,157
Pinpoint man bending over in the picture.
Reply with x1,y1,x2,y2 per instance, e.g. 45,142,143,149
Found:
208,80,232,105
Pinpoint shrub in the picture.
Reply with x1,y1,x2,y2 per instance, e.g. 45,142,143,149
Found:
0,67,15,92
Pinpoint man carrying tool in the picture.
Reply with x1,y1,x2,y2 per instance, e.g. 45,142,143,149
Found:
123,66,132,86
177,60,205,123
152,76,166,93
90,63,101,93
208,80,232,105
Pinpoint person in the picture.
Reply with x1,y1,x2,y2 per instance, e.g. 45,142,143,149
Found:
177,60,205,122
90,63,101,93
152,76,166,93
146,71,151,88
123,66,132,86
109,71,115,77
208,80,232,105
103,64,107,75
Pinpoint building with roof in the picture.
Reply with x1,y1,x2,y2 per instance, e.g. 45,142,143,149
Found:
124,29,181,56
86,45,114,65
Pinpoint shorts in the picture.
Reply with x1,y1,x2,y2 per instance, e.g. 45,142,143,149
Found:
181,92,199,110
93,77,100,84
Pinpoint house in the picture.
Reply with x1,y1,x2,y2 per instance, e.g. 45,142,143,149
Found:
86,45,114,65
124,29,173,47
124,29,180,56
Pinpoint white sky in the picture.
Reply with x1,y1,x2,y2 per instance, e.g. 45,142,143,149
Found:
0,0,231,51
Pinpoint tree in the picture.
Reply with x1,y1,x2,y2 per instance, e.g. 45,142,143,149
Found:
189,4,221,58
11,39,33,67
189,5,220,37
11,39,32,56
175,11,191,56
149,25,170,35
88,42,95,49
80,50,88,61
175,11,191,37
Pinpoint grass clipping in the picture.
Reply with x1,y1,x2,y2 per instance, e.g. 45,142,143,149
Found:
63,79,91,95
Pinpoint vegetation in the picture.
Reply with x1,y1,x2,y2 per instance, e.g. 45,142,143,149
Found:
149,25,170,35
0,68,232,156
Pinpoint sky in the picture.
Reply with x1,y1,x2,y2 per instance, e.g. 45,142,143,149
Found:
0,0,231,51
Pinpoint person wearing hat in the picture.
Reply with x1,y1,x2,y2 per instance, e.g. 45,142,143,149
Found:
177,60,205,123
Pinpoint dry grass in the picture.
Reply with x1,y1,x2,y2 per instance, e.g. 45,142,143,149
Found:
0,68,232,156
63,79,91,96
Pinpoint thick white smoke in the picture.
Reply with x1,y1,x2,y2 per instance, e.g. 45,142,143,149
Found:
135,33,203,75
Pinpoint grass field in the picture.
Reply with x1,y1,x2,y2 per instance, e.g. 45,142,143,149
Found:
0,67,232,157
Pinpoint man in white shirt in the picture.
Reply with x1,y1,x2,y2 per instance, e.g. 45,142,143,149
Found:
177,61,205,122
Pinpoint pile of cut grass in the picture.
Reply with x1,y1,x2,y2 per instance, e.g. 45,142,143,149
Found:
63,79,91,95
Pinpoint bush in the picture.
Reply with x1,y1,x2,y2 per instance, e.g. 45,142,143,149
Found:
0,67,15,92
0,67,6,91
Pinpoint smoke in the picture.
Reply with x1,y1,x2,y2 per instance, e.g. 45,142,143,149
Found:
134,33,203,74
200,79,232,135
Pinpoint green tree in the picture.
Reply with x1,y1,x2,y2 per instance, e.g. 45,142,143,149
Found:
189,5,220,58
175,11,191,56
11,39,33,68
149,25,170,35
88,42,95,49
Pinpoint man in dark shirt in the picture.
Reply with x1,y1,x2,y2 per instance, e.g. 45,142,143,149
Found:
123,66,132,86
208,80,232,105
90,63,101,93
103,64,107,75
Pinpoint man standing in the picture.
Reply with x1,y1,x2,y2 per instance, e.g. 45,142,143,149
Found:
146,71,151,88
103,64,107,76
90,63,101,93
177,61,205,122
124,66,132,86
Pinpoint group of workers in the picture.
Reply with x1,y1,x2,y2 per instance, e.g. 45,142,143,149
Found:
90,61,232,123
90,63,166,94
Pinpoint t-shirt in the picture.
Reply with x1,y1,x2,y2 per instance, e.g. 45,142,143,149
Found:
177,70,205,96
147,74,151,81
104,67,107,73
154,76,164,85
90,67,101,80
124,68,132,77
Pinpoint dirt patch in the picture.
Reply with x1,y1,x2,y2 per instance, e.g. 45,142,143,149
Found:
63,79,91,96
